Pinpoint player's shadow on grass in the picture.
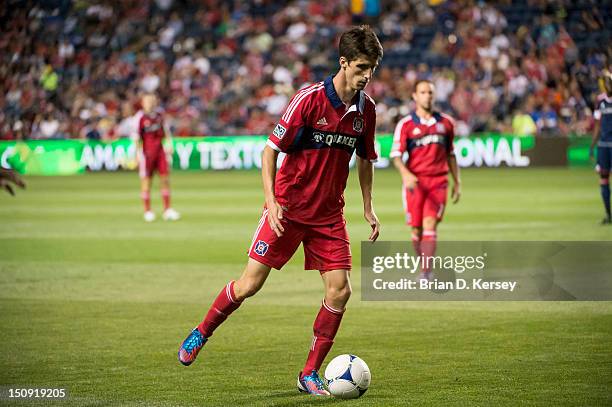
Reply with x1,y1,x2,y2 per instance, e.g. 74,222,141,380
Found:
259,390,339,406
256,391,396,406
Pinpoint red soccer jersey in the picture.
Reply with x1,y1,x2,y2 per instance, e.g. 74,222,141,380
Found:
390,112,455,176
138,112,165,153
267,75,378,225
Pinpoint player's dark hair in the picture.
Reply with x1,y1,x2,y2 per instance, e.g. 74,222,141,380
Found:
338,25,383,64
413,79,434,93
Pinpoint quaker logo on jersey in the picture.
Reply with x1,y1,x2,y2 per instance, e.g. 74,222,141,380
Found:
353,117,364,132
413,127,421,135
254,240,269,256
273,124,287,140
436,123,445,133
410,134,446,149
312,131,357,149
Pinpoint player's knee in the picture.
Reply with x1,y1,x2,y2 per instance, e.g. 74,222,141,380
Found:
600,171,610,182
423,219,437,230
234,277,263,300
327,283,351,304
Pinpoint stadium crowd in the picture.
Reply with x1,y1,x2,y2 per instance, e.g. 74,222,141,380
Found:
0,0,610,140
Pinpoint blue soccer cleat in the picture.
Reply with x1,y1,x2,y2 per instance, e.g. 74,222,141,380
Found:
297,370,330,396
178,328,207,366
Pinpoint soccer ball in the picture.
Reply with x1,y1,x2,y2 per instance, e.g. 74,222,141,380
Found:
324,354,371,399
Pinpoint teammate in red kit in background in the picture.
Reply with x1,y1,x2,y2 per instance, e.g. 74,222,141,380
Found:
391,80,461,281
178,26,383,397
137,93,180,222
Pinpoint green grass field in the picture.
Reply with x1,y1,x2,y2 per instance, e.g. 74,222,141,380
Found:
1,167,611,406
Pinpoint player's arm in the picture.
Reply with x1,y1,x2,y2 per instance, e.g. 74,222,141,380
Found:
357,157,380,242
136,117,144,164
590,106,601,161
162,118,174,156
261,145,284,237
357,106,381,242
390,119,418,190
392,156,418,190
448,153,461,204
446,119,461,204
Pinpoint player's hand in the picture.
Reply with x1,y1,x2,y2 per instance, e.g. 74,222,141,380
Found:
403,172,418,191
589,147,595,163
0,168,26,196
364,210,380,242
451,182,461,204
266,199,285,237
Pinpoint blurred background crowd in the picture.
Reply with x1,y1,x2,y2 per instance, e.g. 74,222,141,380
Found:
0,0,610,141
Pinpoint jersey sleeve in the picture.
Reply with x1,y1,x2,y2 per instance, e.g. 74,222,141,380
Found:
266,92,308,153
356,107,378,162
390,117,409,158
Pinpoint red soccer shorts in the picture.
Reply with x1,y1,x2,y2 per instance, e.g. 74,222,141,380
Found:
139,148,169,178
248,209,351,272
403,174,448,227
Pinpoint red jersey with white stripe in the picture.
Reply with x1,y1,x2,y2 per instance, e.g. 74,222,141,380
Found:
390,112,455,176
267,75,378,225
138,111,165,154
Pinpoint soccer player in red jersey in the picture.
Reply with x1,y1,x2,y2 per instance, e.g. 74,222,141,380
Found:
391,80,461,281
137,93,180,222
178,26,383,396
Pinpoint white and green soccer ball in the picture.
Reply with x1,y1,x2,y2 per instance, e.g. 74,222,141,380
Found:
324,354,371,399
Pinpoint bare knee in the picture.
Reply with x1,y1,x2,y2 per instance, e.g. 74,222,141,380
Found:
326,281,352,307
422,217,437,231
233,262,270,301
412,227,423,239
233,276,262,300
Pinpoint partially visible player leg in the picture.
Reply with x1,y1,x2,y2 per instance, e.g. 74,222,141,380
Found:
140,176,154,222
298,221,352,396
597,146,611,224
178,259,271,366
298,269,350,396
404,185,424,256
140,152,155,221
158,152,180,221
420,216,438,279
179,210,301,366
420,177,448,280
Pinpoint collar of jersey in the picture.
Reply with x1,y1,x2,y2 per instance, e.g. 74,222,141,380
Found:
411,111,442,126
324,75,364,114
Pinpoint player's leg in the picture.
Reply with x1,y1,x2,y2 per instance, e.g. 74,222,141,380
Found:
158,152,180,220
297,269,350,396
420,216,438,278
597,146,611,224
404,184,425,255
298,222,351,395
141,177,154,222
178,210,302,366
178,259,271,366
140,151,155,221
198,259,272,337
420,176,448,279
